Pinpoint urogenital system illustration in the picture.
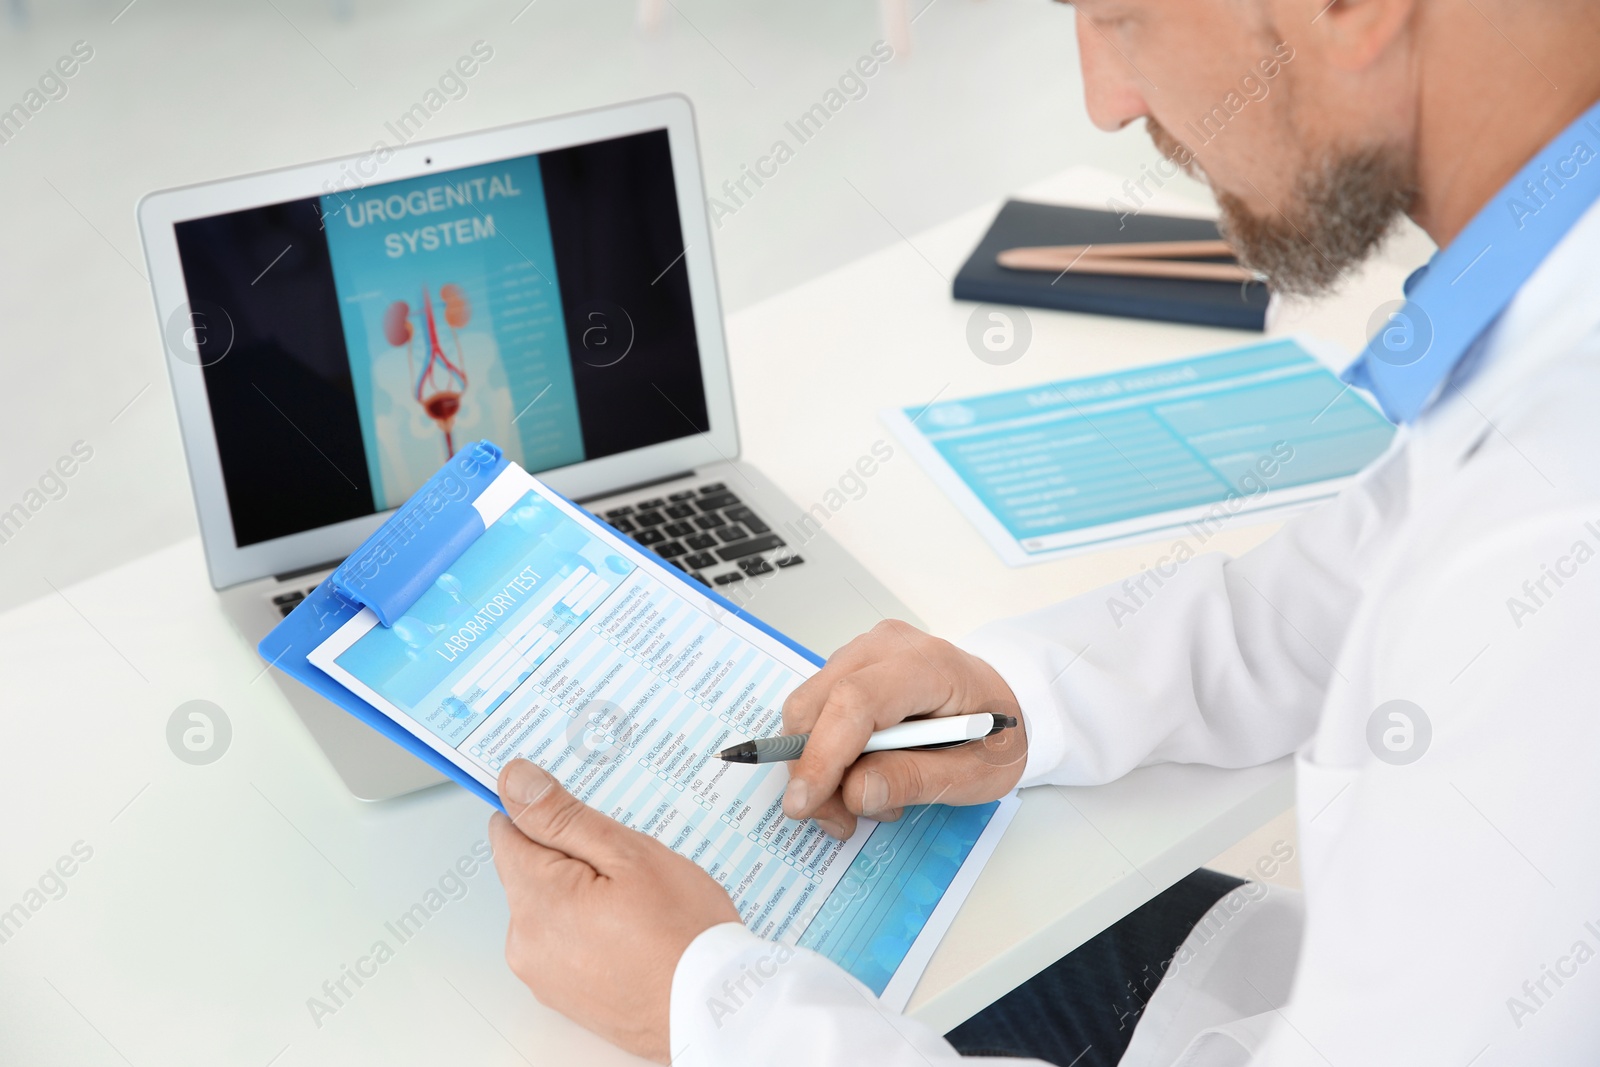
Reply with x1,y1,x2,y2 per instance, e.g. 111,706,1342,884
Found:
383,284,472,459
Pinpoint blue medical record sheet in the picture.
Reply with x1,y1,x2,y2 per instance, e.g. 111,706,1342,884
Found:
883,339,1395,565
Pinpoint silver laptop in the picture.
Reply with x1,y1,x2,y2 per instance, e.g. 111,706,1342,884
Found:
137,95,915,801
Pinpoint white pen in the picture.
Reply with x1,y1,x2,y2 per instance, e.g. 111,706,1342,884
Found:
713,712,1019,764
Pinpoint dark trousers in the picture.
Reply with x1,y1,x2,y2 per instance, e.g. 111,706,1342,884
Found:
945,869,1244,1067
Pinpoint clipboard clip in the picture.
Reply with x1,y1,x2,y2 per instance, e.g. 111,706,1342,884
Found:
330,440,508,627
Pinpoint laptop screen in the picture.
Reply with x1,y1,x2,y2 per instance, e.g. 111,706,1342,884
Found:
171,127,708,549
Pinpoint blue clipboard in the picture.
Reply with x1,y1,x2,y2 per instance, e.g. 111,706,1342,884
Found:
258,440,824,811
260,443,1016,1003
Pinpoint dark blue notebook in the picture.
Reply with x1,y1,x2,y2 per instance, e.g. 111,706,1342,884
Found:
953,200,1269,331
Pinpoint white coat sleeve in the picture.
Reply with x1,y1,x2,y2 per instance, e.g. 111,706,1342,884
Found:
958,443,1410,789
670,923,1045,1067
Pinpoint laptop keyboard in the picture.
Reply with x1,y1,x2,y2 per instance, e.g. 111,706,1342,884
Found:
270,482,802,619
271,584,322,618
600,481,803,589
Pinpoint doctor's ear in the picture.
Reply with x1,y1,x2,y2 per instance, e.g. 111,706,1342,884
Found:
1303,0,1418,73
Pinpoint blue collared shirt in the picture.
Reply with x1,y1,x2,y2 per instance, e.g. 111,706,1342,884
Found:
1343,96,1600,424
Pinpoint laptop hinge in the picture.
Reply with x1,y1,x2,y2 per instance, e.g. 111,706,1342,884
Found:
275,558,343,583
273,468,700,583
573,469,697,505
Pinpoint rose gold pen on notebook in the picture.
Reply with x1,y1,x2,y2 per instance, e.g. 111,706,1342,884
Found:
997,238,1264,283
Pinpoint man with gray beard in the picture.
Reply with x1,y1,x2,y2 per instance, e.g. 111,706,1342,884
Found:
486,2,1600,1063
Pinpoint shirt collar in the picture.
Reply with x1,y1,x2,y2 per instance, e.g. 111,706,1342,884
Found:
1342,96,1600,424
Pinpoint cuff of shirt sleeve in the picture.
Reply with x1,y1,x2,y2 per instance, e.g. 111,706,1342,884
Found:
669,922,771,1067
954,626,1070,789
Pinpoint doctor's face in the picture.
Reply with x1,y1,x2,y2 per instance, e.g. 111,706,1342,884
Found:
1066,0,1418,296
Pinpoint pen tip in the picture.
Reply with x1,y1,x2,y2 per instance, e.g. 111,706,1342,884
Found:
715,740,758,764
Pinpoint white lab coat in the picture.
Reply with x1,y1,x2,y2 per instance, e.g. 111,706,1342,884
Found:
669,201,1600,1067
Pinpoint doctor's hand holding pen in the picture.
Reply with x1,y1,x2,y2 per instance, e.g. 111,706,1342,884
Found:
777,619,1029,840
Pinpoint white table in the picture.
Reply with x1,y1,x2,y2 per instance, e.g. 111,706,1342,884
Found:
0,168,1419,1065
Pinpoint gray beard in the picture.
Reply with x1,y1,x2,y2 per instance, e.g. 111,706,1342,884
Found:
1147,118,1418,298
